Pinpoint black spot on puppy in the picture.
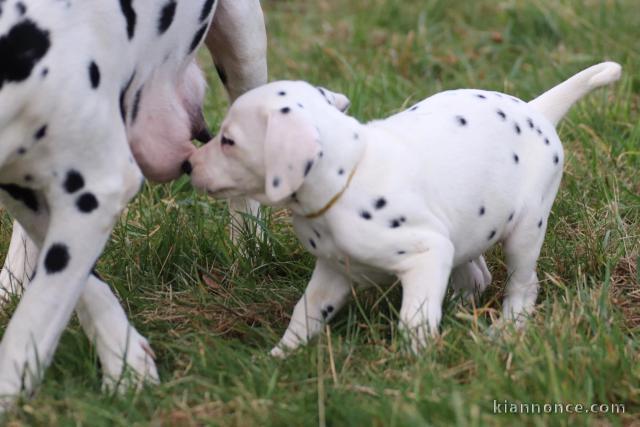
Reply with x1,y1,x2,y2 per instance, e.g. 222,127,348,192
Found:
397,250,406,255
538,219,543,228
338,168,344,175
309,239,317,249
527,118,534,129
34,125,47,140
158,0,177,35
44,243,69,274
321,309,328,319
488,230,496,240
456,116,467,126
476,94,486,99
0,20,51,89
479,206,485,216
390,219,402,228
77,193,99,213
119,0,137,40
17,147,26,155
326,305,334,313
553,154,559,164
15,2,26,15
410,105,418,111
280,107,291,114
497,110,506,120
278,91,286,96
272,177,280,187
312,228,321,239
374,197,386,210
304,160,313,177
200,0,216,22
64,170,84,193
0,183,38,212
360,210,372,220
188,24,208,54
544,138,550,145
513,153,519,163
514,123,521,134
508,212,514,222
88,61,100,89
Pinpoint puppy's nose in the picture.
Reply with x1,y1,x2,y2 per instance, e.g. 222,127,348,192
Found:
181,160,193,175
192,126,213,143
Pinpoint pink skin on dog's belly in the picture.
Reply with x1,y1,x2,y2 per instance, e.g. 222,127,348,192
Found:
131,137,196,183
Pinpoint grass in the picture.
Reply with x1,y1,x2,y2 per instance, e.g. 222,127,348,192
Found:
1,0,639,425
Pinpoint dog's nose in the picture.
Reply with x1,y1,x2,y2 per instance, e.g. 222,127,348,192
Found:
192,126,213,143
181,160,193,175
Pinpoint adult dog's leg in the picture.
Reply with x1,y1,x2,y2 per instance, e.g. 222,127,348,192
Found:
0,220,158,392
0,221,37,302
206,0,268,242
0,129,142,410
75,275,159,392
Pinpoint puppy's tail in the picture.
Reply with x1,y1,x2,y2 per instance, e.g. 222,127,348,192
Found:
528,61,621,126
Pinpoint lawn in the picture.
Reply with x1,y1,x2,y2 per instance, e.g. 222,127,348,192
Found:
1,0,639,425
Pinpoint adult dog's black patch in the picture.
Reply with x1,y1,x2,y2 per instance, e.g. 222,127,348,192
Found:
200,0,216,22
188,24,208,54
77,192,99,213
64,170,84,193
89,61,100,89
44,243,70,274
158,0,177,35
0,183,39,212
0,20,50,89
119,0,137,40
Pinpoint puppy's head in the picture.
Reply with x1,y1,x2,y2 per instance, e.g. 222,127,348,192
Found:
188,81,350,204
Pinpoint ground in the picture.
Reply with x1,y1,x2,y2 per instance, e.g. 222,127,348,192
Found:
1,0,639,425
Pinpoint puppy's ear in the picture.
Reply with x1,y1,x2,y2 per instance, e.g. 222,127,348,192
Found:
317,86,351,112
264,108,321,203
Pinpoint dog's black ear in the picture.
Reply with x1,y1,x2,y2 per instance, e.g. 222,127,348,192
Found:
264,108,321,203
317,86,351,112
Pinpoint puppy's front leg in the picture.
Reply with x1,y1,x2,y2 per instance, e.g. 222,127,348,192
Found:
397,236,454,353
270,259,351,357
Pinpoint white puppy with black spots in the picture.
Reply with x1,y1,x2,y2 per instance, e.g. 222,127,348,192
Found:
0,0,266,410
187,62,621,355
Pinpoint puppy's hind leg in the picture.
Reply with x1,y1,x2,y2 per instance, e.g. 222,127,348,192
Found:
499,219,548,329
397,235,454,353
450,255,492,304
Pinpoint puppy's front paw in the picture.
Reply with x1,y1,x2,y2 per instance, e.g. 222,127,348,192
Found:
269,345,288,359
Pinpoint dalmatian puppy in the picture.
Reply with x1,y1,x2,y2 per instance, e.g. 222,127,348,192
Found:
0,0,266,410
187,62,621,356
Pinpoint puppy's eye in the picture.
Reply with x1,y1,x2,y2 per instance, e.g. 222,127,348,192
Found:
221,136,235,146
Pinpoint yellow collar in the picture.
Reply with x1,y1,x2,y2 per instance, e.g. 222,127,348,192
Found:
304,163,359,219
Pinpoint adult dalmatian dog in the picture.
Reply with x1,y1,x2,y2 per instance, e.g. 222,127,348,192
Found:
187,62,621,355
0,0,266,410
